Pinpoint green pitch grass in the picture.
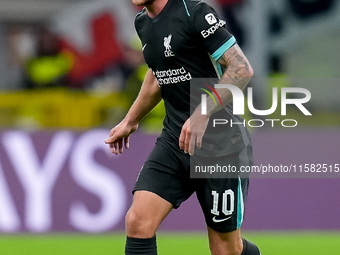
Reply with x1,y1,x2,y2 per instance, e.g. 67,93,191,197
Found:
0,232,340,255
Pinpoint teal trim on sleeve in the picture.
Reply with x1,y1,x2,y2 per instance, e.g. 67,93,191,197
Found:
182,0,190,16
211,36,236,61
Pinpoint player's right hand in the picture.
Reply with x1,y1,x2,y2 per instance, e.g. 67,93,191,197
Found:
104,120,139,155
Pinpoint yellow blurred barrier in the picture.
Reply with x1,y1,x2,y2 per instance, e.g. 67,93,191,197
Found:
0,88,130,129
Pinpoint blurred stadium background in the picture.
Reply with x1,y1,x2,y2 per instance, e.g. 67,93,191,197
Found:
0,0,340,254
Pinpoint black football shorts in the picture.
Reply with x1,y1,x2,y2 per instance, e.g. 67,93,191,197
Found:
133,136,253,233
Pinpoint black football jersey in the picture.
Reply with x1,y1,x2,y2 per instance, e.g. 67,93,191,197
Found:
135,0,251,156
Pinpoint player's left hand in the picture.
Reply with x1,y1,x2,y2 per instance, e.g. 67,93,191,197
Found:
179,109,209,155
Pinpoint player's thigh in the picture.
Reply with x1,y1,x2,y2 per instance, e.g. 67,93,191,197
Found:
127,137,193,237
126,190,173,237
133,137,193,208
129,190,173,220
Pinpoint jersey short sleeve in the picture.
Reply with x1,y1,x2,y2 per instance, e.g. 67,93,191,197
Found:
191,2,236,61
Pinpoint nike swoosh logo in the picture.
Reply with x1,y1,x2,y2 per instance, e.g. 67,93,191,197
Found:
142,43,147,52
212,216,231,223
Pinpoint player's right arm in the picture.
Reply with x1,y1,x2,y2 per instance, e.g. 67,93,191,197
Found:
105,69,161,155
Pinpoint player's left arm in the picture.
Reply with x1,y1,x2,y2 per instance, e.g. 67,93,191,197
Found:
207,43,254,115
179,44,253,155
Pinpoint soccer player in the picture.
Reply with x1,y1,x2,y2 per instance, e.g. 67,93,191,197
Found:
105,0,261,254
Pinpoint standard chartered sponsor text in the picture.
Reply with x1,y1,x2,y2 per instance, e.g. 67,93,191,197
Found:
154,67,192,85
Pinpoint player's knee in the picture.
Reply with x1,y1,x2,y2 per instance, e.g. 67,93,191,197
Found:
125,209,157,238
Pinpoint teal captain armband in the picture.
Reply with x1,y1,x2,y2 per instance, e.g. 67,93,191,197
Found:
211,36,236,61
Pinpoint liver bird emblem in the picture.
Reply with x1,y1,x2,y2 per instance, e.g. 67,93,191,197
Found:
164,34,172,51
